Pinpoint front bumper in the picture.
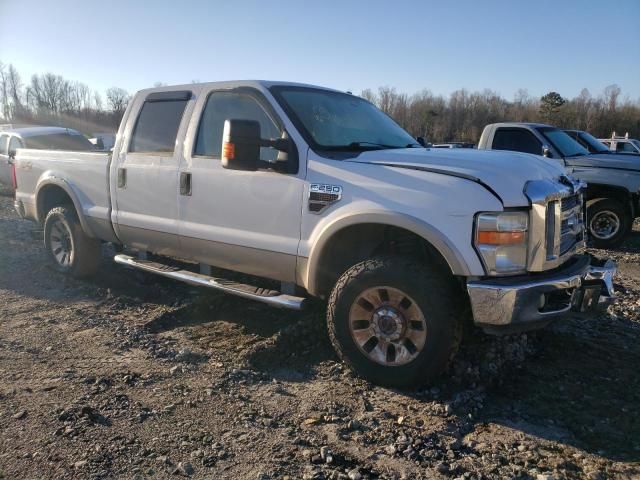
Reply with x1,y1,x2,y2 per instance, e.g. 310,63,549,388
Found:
467,255,616,333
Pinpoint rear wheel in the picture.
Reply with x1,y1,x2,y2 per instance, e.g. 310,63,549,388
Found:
327,257,464,388
587,198,630,249
44,206,101,277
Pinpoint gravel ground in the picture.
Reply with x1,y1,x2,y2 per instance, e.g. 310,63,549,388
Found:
0,191,639,480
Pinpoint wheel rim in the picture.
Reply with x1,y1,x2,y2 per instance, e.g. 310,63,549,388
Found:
348,286,427,367
590,210,620,240
49,218,74,267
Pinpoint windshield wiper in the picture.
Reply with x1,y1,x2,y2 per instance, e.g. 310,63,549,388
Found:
324,141,405,151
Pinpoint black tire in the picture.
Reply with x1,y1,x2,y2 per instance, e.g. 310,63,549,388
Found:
44,205,101,278
327,257,464,388
587,198,630,249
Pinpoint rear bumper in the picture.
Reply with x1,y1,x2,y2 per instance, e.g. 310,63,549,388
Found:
467,255,615,333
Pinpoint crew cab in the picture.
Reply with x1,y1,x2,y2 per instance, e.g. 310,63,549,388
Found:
479,123,640,248
13,82,615,387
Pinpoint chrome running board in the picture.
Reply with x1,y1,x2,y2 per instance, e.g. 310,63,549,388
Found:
114,254,307,310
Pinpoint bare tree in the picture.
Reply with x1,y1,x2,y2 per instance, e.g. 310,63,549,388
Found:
106,87,130,116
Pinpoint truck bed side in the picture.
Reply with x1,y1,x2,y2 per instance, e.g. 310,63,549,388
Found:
14,149,119,242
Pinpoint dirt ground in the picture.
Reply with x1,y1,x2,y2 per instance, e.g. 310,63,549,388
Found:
1,191,639,480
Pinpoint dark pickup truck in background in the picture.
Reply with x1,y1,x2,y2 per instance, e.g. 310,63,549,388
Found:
478,122,640,248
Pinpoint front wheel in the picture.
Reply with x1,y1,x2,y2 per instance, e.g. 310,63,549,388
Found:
44,206,101,277
587,198,630,249
327,257,464,388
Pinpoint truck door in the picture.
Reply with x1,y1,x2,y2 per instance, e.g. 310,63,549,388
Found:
177,88,304,282
112,90,192,255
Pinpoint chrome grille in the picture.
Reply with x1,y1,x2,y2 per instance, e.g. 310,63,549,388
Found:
524,177,586,272
559,194,584,255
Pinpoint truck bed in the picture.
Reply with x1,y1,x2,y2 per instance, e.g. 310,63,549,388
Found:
14,149,114,240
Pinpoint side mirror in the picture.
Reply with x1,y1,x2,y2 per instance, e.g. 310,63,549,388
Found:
416,137,426,147
96,138,105,150
8,148,16,159
221,119,295,172
542,145,552,158
221,119,261,171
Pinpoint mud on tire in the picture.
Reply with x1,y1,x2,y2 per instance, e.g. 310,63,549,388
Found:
327,256,465,388
44,205,101,278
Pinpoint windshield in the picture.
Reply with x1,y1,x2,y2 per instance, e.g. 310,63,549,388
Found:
271,87,418,150
576,131,609,153
25,133,95,151
632,139,640,151
537,127,589,157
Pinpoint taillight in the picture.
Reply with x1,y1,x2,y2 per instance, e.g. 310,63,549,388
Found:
11,163,17,191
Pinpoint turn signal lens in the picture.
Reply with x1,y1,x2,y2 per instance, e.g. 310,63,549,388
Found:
474,211,529,275
477,231,526,245
222,142,235,160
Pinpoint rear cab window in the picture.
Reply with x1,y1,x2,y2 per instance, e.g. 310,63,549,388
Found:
129,91,191,154
492,128,542,155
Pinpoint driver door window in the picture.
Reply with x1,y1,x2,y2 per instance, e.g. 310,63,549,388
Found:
194,92,280,162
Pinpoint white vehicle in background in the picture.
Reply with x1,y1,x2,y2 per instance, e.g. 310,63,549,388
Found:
0,126,95,189
600,133,640,155
13,81,615,387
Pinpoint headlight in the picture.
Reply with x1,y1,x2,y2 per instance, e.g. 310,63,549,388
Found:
474,211,528,275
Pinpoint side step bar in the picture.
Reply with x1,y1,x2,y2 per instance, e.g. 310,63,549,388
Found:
114,254,307,311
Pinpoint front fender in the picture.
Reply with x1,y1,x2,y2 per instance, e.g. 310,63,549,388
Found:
302,210,474,296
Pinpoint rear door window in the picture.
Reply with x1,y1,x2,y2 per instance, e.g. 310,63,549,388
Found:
492,128,542,155
130,95,189,153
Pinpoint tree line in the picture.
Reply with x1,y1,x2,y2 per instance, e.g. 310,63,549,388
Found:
0,61,130,135
1,61,639,142
362,85,640,143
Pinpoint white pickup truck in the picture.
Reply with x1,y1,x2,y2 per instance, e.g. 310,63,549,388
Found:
13,81,615,387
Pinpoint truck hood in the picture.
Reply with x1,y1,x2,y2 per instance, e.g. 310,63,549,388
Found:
345,148,565,207
565,153,640,171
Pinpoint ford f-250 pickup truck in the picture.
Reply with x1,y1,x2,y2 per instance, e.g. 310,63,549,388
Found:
13,81,615,387
478,122,640,248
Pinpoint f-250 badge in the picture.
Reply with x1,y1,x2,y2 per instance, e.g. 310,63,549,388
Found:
308,184,343,213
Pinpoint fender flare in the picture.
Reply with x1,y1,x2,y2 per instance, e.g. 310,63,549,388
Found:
35,174,97,238
303,210,473,296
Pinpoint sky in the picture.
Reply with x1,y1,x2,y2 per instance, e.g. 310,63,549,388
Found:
1,0,639,101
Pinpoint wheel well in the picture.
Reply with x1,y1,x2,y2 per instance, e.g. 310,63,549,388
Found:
37,185,74,223
313,224,454,297
585,185,634,217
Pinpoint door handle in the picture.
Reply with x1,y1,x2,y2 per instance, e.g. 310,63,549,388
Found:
117,167,126,188
180,172,192,196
